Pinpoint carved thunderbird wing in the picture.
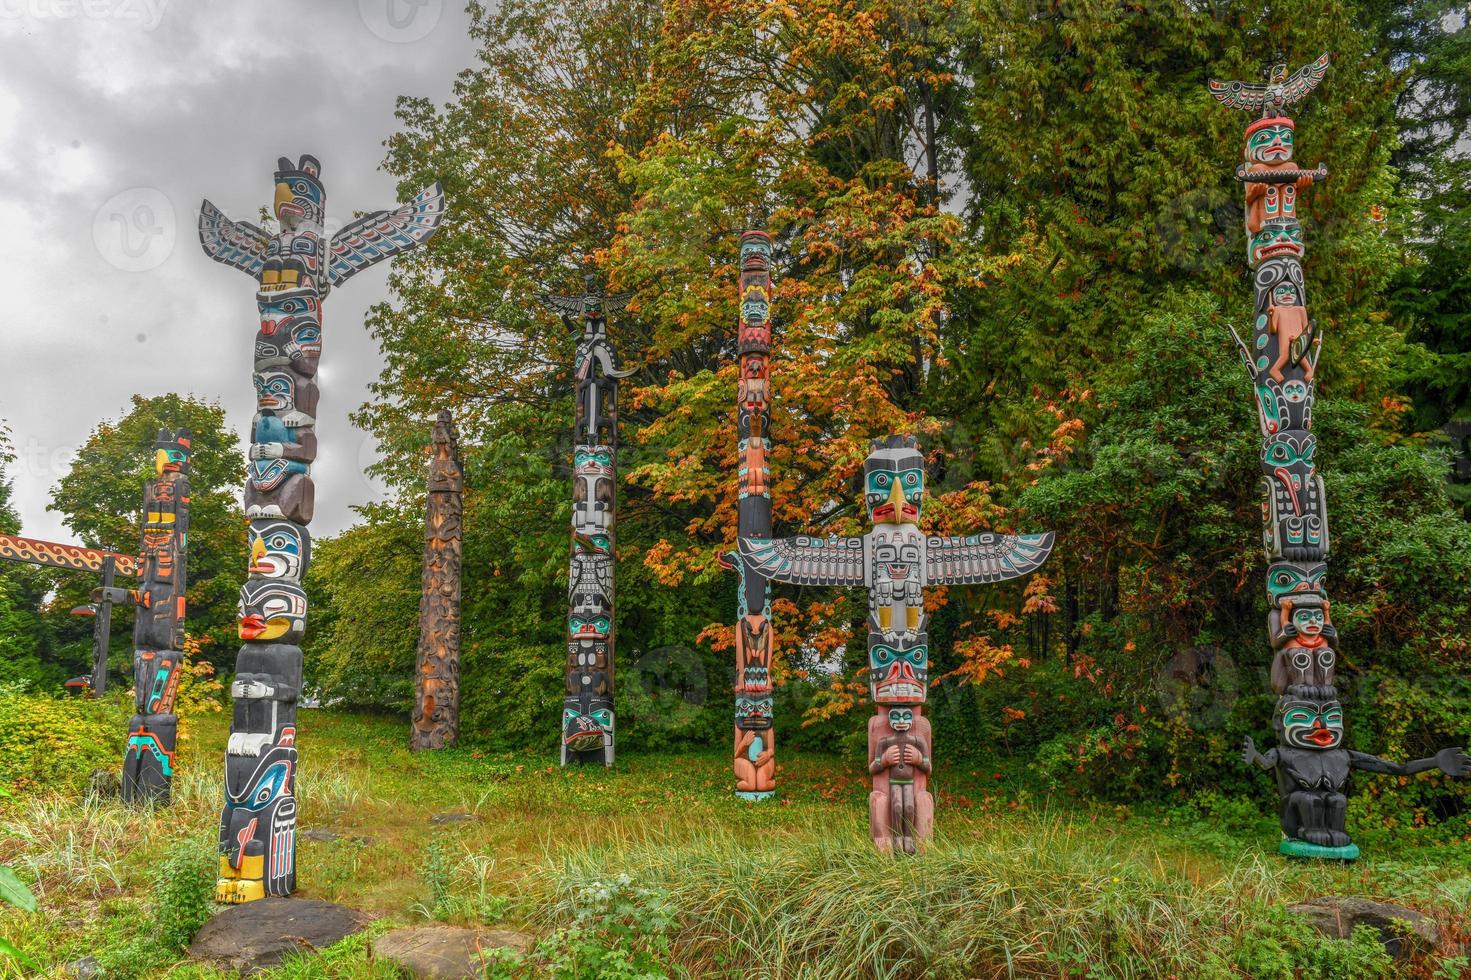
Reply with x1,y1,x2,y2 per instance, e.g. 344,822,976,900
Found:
739,535,867,587
198,199,269,278
1209,53,1330,113
328,182,446,288
925,532,1053,585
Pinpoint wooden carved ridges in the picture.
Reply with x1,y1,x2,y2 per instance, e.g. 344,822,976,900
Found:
543,276,633,767
733,230,777,799
200,154,445,901
122,428,192,805
0,534,139,577
740,436,1053,852
411,410,464,751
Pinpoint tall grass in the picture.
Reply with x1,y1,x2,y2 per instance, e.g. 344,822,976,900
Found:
521,811,1295,979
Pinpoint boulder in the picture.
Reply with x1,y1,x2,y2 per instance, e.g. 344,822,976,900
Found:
188,898,368,974
63,955,100,978
1287,896,1439,959
428,812,481,825
373,925,536,978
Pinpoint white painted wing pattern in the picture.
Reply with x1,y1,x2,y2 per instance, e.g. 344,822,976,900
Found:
1208,53,1330,112
925,532,1054,585
328,182,446,288
198,199,268,278
739,535,867,587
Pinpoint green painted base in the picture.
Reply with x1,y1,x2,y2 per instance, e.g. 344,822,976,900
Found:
736,790,775,801
1279,838,1360,861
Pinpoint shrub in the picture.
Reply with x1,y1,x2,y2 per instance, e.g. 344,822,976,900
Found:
0,683,125,797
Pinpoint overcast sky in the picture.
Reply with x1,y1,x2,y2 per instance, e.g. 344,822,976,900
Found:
0,0,478,544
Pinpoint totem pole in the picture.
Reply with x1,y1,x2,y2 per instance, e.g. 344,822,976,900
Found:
199,155,444,901
733,231,777,800
741,436,1052,853
121,429,192,803
541,276,634,766
1211,56,1468,859
411,410,464,751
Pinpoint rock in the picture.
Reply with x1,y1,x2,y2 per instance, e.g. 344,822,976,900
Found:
86,769,120,799
64,955,101,978
428,812,481,825
1288,896,1439,959
373,925,536,978
188,898,369,975
302,829,377,845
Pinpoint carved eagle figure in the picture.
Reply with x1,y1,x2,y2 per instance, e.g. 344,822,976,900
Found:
198,161,445,291
1210,53,1331,115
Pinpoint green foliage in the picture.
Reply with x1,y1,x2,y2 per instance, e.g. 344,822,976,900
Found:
1211,906,1396,979
487,873,678,980
0,683,127,797
303,503,422,709
0,862,38,970
44,394,246,675
97,839,218,978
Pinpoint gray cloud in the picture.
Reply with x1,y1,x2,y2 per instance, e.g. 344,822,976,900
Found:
0,0,477,543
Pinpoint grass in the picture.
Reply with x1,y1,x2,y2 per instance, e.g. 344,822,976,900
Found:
2,709,1469,977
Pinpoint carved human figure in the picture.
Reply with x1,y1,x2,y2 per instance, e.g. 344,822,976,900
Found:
1244,695,1468,851
868,707,933,855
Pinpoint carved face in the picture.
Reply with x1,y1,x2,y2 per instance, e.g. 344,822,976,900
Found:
237,579,308,642
735,694,773,731
865,441,924,525
1251,220,1304,264
272,155,324,229
153,429,191,477
1271,283,1299,308
562,691,613,752
253,370,319,425
1266,562,1326,603
568,613,611,644
572,446,615,537
887,707,914,732
1263,432,1316,513
248,520,309,581
256,290,323,374
736,616,772,695
870,641,928,704
1276,697,1344,750
1246,123,1294,164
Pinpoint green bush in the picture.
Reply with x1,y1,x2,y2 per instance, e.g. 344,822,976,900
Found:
97,839,217,978
0,683,127,797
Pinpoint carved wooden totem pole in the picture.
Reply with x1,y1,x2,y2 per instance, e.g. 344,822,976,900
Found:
199,154,444,901
121,429,192,803
411,410,464,751
542,277,634,766
1212,56,1468,859
733,231,777,800
741,436,1052,853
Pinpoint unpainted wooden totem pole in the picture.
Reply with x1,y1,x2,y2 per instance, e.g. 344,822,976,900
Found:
199,154,444,901
733,231,777,799
542,277,634,766
1211,56,1468,858
121,429,192,803
411,410,464,751
741,436,1052,853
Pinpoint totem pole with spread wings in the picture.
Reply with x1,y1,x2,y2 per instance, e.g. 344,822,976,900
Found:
199,155,444,902
741,436,1053,853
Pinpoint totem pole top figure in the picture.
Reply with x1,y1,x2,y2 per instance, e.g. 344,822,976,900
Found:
542,275,637,445
199,154,446,299
1209,54,1331,118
